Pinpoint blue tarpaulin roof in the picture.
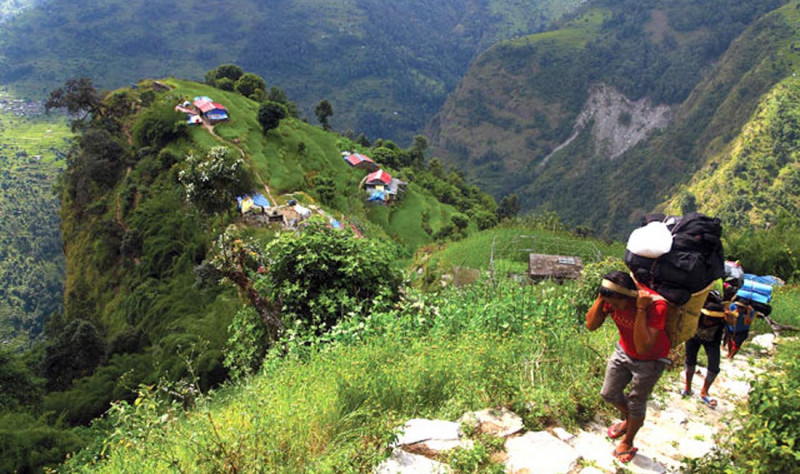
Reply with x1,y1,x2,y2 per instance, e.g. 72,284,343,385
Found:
252,193,270,207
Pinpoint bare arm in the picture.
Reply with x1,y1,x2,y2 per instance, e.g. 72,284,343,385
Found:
744,305,754,325
633,290,660,354
585,295,607,331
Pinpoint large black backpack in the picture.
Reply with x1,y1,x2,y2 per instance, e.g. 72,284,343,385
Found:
624,212,725,305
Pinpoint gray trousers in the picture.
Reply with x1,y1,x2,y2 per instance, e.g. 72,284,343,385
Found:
600,343,668,418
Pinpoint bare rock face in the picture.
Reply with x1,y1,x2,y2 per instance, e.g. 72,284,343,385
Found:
543,82,673,164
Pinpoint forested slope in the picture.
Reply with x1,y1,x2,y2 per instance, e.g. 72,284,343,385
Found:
0,102,70,349
0,0,582,143
664,75,800,229
427,0,795,237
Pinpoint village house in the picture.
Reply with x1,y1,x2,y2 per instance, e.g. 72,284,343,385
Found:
343,152,379,172
193,96,229,124
363,169,407,204
174,102,203,125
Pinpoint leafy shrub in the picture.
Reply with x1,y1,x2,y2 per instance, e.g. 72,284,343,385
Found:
234,73,267,99
473,210,498,230
0,349,43,409
205,64,243,86
178,146,254,214
41,319,106,391
224,306,268,379
256,217,403,336
131,102,188,149
0,412,86,473
725,223,800,282
313,174,336,204
257,101,287,135
216,77,234,91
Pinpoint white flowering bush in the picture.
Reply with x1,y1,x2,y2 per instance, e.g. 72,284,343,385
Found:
177,146,254,214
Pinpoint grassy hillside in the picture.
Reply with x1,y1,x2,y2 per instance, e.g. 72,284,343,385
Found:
417,217,625,277
60,230,625,472
0,72,505,471
0,0,583,144
40,74,501,430
0,96,70,349
426,0,793,237
58,248,800,472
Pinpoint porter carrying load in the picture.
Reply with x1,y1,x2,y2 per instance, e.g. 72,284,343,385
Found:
624,212,725,346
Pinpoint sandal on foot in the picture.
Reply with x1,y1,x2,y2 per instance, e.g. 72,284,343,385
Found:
681,389,693,398
612,447,638,463
700,395,718,408
607,421,627,439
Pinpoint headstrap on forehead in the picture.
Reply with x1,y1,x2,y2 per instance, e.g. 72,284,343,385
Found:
701,308,726,318
601,279,638,297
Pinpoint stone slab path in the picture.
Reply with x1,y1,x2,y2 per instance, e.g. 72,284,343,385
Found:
375,333,782,473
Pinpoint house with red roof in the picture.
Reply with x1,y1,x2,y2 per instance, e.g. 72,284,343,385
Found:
174,104,203,125
344,153,379,172
193,96,229,124
365,169,392,186
363,169,407,204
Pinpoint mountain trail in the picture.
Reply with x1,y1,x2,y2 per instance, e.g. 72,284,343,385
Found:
377,333,783,473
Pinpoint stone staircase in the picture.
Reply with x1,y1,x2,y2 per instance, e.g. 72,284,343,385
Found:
375,333,780,473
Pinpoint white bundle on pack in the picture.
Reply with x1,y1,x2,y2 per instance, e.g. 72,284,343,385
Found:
626,221,673,258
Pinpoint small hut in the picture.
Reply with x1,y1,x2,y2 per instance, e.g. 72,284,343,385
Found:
528,253,583,282
344,153,379,172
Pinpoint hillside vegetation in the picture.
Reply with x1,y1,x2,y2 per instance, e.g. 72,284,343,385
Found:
664,75,800,229
0,100,70,349
0,0,583,143
427,0,795,237
51,75,492,417
57,250,800,473
0,70,510,471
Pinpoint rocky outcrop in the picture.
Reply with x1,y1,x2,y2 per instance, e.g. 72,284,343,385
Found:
543,83,673,165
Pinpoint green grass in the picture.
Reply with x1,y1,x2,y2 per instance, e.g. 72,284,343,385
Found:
429,221,625,274
509,8,609,49
63,276,618,472
59,263,800,472
763,284,800,328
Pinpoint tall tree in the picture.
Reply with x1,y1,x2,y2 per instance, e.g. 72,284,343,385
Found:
315,99,334,131
214,64,244,82
257,102,287,135
234,73,267,99
407,134,428,168
45,77,105,130
497,194,520,221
